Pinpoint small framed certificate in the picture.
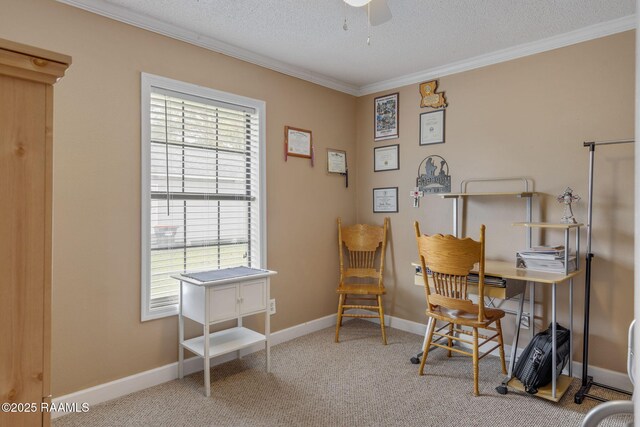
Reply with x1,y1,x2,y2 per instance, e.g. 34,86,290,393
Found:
419,110,445,145
373,187,398,213
285,126,312,158
374,144,399,172
327,149,347,174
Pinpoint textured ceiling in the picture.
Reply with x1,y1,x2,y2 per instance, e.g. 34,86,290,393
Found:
60,0,635,93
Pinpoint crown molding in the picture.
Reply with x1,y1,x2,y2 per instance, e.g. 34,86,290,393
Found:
56,1,634,98
55,0,360,96
357,15,636,96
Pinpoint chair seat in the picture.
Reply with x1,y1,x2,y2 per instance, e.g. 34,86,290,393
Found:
426,305,505,327
336,284,386,295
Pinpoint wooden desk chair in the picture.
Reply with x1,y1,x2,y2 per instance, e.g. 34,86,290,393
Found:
335,217,389,345
414,221,507,395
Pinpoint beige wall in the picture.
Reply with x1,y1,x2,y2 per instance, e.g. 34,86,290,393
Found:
1,0,357,396
355,31,635,374
0,0,634,396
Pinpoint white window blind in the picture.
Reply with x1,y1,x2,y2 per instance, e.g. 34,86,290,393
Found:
141,74,264,320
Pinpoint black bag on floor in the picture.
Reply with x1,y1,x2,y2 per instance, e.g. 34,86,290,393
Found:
513,323,570,394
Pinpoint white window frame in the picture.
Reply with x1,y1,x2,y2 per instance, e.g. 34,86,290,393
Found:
140,72,267,321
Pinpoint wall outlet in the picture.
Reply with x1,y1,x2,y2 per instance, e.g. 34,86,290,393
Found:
269,299,276,315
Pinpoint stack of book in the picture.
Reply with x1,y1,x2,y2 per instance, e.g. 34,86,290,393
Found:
467,273,506,288
516,245,576,273
415,266,506,287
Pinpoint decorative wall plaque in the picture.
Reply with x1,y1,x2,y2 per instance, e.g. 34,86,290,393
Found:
419,80,447,109
417,155,451,194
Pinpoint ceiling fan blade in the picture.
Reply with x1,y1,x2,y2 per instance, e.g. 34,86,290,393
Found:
369,0,392,26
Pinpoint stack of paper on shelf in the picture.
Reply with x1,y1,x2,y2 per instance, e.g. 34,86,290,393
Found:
415,266,506,287
516,245,576,273
467,273,506,287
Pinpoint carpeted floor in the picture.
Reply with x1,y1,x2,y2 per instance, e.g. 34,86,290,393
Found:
54,320,632,427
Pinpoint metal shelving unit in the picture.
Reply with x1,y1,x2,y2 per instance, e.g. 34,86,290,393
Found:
439,177,537,337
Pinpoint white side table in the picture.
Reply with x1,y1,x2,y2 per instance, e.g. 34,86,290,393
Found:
173,267,277,397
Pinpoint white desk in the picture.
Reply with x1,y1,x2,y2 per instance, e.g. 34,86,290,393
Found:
414,260,580,401
173,267,277,397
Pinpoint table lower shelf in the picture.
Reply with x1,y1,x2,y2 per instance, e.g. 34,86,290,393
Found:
507,374,573,402
181,327,266,359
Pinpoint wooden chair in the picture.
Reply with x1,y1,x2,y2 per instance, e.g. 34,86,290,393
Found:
335,217,389,344
414,221,507,395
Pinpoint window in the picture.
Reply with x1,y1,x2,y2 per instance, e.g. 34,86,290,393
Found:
141,73,265,321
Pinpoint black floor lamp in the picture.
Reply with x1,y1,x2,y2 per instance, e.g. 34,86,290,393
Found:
574,138,634,404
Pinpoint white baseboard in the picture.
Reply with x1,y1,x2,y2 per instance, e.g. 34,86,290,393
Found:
53,311,630,419
365,314,633,393
570,362,633,394
269,313,337,346
52,313,337,419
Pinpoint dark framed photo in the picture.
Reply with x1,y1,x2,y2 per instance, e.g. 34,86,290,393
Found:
419,109,445,145
374,93,399,141
374,144,399,172
373,187,398,213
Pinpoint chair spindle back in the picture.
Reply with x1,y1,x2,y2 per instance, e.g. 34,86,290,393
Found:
338,217,389,288
414,221,487,322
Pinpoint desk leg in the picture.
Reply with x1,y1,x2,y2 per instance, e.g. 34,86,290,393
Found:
204,294,211,398
178,282,184,379
508,288,526,377
569,278,573,378
497,287,525,394
529,283,535,338
551,283,557,399
410,318,441,364
452,197,459,237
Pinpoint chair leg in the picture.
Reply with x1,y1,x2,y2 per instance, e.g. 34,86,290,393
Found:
339,295,347,327
419,317,437,376
447,323,454,357
496,319,507,374
472,327,479,396
377,295,387,345
335,294,345,343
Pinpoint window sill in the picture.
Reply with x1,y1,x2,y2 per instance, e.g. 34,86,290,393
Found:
141,305,178,322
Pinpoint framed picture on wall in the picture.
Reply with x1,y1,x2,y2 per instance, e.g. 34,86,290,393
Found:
373,187,398,213
285,126,312,158
327,148,347,174
374,93,399,141
419,109,445,145
374,144,399,172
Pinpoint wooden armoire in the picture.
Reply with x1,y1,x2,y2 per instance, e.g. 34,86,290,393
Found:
0,39,70,427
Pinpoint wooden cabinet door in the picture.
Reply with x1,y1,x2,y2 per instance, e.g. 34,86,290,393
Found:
0,75,47,426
